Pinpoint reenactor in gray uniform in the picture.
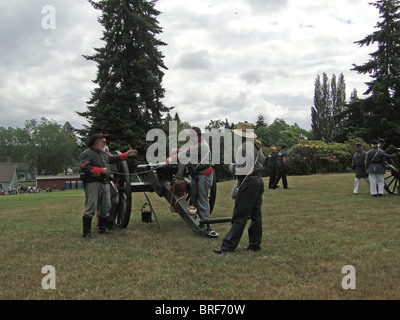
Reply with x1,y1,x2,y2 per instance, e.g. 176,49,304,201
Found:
214,122,265,254
80,133,137,239
365,140,386,197
352,143,369,194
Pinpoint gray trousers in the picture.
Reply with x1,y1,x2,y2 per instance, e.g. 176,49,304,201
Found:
190,173,213,220
83,181,111,219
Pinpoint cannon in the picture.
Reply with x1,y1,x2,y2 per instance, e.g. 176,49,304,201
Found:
384,147,400,195
109,151,231,236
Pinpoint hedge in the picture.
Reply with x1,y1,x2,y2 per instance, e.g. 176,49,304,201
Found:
286,138,369,176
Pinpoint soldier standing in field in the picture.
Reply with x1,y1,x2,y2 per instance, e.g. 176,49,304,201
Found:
365,140,386,197
79,133,137,239
273,145,290,189
266,146,278,189
214,122,265,254
352,142,369,194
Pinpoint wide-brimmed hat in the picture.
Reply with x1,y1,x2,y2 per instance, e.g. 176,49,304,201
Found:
186,127,202,137
89,133,109,147
232,122,257,138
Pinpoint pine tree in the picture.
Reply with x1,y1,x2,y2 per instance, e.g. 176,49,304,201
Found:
78,0,170,163
351,0,400,145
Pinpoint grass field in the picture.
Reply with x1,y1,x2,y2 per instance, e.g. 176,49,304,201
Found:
0,173,399,300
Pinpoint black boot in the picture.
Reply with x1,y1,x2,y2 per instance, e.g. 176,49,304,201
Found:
99,217,114,235
83,216,94,239
107,215,115,230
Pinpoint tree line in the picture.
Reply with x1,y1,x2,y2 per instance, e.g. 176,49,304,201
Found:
0,118,79,175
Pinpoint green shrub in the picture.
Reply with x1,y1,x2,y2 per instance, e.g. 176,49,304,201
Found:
287,140,362,175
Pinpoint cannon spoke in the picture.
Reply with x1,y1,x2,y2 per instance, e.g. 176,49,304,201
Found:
385,175,396,188
385,173,400,195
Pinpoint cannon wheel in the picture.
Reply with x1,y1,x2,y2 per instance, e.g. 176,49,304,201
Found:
384,167,400,195
113,151,132,227
185,167,217,214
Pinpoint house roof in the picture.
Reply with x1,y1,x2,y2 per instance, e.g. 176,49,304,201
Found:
0,163,19,182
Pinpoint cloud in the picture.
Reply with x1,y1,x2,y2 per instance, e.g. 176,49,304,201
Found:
0,0,380,134
246,0,289,14
240,70,264,85
0,0,101,128
176,50,211,70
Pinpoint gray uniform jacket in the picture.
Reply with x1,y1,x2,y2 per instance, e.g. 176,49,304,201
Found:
80,147,127,184
365,148,386,175
234,140,265,179
352,151,368,178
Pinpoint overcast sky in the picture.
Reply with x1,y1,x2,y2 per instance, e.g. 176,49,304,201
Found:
0,0,379,132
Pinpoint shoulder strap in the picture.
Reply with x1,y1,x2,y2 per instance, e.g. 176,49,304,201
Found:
370,150,380,162
237,152,260,190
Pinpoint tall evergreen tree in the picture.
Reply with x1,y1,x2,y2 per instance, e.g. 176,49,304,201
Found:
78,0,170,164
312,73,347,142
331,73,346,139
311,73,334,142
351,0,400,145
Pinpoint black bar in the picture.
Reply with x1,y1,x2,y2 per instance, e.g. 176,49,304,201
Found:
130,182,154,193
199,217,232,225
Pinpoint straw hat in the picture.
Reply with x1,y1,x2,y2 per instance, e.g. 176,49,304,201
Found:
232,122,257,138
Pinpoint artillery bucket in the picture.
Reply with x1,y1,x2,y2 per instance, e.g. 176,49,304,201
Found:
141,203,152,223
141,211,152,222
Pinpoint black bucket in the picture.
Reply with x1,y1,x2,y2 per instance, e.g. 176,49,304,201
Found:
141,203,152,223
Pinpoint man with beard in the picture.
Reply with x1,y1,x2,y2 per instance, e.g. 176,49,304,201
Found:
80,133,137,239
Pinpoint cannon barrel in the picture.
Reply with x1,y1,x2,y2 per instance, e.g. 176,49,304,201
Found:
199,217,232,225
113,157,232,236
136,163,166,172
